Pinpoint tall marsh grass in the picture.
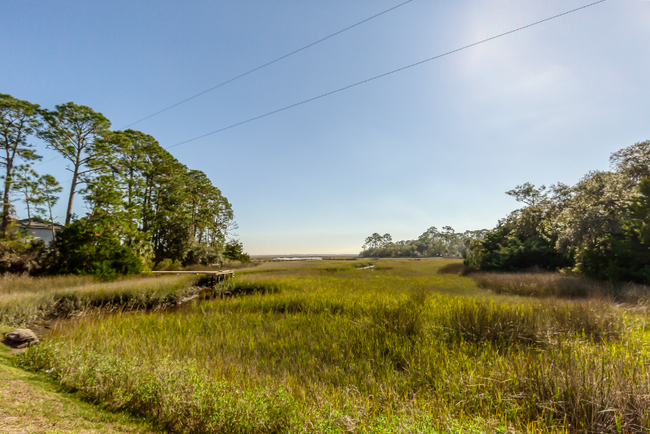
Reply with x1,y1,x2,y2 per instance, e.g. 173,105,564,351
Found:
440,298,622,345
18,259,650,433
472,271,650,302
0,274,198,326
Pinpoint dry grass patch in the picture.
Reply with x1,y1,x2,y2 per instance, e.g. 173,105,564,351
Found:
473,271,650,302
0,274,198,327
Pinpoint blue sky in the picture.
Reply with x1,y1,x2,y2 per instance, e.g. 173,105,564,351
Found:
2,0,649,254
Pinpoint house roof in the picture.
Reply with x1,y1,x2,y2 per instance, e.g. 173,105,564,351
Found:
17,218,63,230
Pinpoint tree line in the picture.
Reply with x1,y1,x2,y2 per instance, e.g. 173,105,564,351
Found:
1,93,248,278
360,226,488,258
464,140,650,284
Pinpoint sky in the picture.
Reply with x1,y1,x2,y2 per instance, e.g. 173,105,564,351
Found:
2,0,649,254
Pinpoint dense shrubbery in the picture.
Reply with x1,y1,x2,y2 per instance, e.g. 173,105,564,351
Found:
582,178,650,283
464,226,573,271
0,225,46,274
47,219,142,280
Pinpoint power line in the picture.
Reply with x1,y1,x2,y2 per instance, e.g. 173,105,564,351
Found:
121,0,415,129
167,0,606,150
34,1,415,169
34,156,60,168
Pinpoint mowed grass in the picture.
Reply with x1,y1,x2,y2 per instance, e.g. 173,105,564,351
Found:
19,259,650,433
0,273,198,327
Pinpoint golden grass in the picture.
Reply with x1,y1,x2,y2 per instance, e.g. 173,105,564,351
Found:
0,274,197,327
0,273,95,295
472,271,650,302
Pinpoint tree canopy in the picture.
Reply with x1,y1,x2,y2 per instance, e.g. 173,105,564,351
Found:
361,226,487,258
0,93,243,278
465,140,650,284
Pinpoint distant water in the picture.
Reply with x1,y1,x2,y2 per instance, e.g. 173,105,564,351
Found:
273,257,323,261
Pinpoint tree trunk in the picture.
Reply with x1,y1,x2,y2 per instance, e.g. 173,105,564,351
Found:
2,161,13,239
65,168,79,226
45,183,56,244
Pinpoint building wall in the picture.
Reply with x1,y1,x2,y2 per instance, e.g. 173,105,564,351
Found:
25,228,55,245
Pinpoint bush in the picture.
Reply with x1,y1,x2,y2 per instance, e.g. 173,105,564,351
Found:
47,219,142,280
154,258,182,271
184,241,223,266
0,223,47,274
464,225,574,271
224,240,250,263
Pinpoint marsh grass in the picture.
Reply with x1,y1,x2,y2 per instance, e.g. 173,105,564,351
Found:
473,271,650,302
0,274,197,327
212,279,283,298
17,259,650,433
0,273,95,295
440,298,622,346
437,262,476,276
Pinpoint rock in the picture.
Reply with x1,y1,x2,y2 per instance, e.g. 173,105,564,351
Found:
4,328,39,348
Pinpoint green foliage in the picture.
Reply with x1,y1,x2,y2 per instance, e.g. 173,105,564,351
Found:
465,140,650,278
184,241,223,266
38,102,111,226
0,93,42,238
224,239,250,263
99,131,235,266
583,178,650,283
0,224,46,274
48,219,142,280
464,224,574,271
0,95,236,276
361,226,488,258
153,258,182,271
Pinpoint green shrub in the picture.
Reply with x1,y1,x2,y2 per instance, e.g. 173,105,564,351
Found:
224,240,250,263
20,345,299,434
464,225,574,271
154,258,183,271
184,241,223,266
47,219,142,280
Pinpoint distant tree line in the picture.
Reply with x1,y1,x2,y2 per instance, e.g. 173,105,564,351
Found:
465,140,650,284
1,93,249,278
360,226,488,258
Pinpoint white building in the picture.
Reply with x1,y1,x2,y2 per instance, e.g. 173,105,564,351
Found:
17,218,63,245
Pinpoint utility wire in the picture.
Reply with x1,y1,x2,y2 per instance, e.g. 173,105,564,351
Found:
122,0,415,129
35,156,60,167
34,1,414,169
167,0,606,150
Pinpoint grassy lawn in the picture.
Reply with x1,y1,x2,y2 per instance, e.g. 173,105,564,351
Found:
8,258,649,433
0,333,155,434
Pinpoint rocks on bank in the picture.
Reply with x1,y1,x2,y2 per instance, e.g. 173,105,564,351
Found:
3,328,40,349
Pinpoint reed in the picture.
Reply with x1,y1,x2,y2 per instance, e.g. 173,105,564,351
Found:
0,274,197,327
473,271,650,302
